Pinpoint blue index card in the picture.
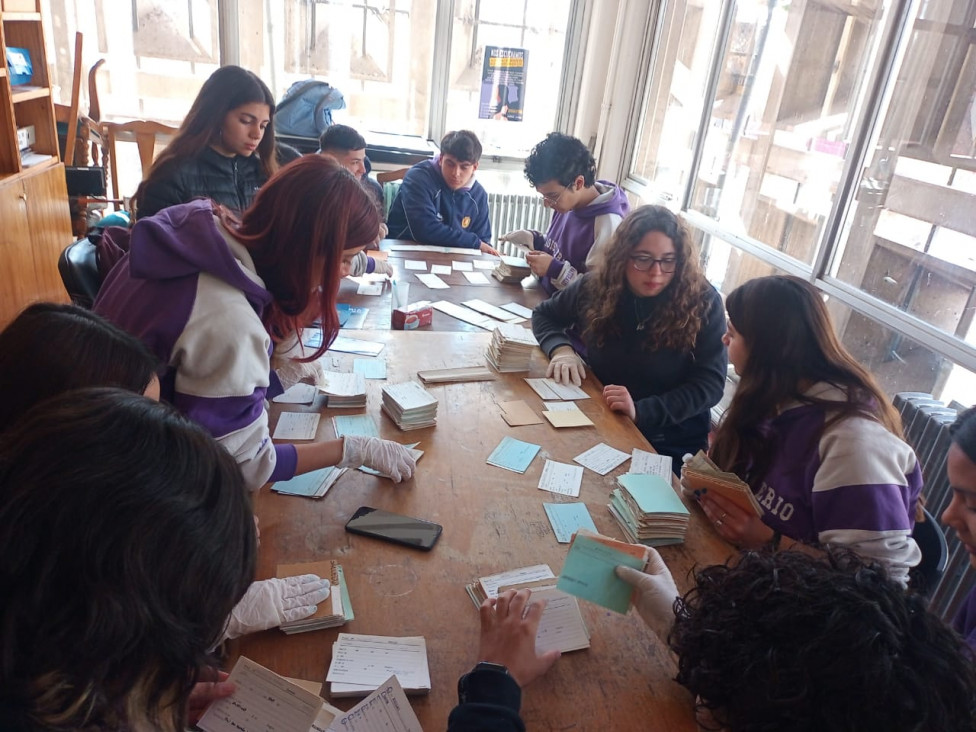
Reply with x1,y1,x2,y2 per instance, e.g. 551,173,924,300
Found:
302,328,323,348
544,502,598,543
336,303,352,326
353,358,387,379
486,436,541,474
271,467,339,497
332,414,380,439
557,533,648,613
336,565,355,621
616,474,689,516
338,304,369,329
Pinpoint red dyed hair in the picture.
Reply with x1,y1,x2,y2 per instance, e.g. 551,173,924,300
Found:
221,155,378,357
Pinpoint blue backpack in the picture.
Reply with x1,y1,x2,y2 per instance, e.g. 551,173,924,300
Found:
275,79,346,138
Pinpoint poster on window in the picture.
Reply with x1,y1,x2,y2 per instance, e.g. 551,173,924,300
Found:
479,46,528,122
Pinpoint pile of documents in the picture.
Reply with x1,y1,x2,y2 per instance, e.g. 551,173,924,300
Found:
681,450,764,516
270,465,346,498
491,255,532,283
608,473,690,546
276,560,352,634
486,323,538,372
326,634,431,697
319,370,367,408
417,365,495,384
381,381,438,430
465,565,590,653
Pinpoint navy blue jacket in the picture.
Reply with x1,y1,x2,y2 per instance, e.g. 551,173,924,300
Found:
386,159,491,249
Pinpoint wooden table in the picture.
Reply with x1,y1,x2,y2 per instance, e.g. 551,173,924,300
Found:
337,240,544,331
233,331,732,730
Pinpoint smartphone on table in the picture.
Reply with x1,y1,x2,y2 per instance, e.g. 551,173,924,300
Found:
344,506,443,551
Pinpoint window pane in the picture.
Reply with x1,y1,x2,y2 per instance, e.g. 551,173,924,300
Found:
831,1,976,348
688,0,890,265
631,1,725,199
443,0,573,156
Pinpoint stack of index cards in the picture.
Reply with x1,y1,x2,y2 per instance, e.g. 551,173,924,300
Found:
608,474,689,546
381,381,438,430
491,255,531,283
486,323,538,372
318,370,366,408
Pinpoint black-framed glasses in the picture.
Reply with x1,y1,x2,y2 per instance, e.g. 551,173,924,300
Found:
540,184,571,204
630,255,678,273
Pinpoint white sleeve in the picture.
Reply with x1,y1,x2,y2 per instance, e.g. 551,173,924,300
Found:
584,213,623,271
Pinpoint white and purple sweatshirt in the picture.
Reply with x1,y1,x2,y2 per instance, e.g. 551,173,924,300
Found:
94,200,298,491
530,181,629,294
753,383,922,584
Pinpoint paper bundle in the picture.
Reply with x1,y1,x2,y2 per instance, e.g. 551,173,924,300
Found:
318,370,367,409
491,255,532,283
381,381,438,430
608,473,690,546
681,450,764,516
326,634,431,697
486,322,539,372
276,560,353,634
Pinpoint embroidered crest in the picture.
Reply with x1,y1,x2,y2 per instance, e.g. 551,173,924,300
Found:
461,216,472,228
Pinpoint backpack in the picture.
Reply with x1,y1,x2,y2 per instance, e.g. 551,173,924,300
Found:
275,79,346,139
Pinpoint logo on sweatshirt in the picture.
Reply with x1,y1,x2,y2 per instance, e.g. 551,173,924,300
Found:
461,216,471,229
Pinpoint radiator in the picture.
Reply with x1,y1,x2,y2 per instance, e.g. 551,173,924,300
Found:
894,393,975,621
487,192,553,256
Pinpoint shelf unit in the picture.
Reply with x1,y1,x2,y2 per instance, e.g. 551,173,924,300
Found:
0,0,72,326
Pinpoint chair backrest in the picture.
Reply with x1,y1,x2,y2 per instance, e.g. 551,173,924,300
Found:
53,32,84,165
57,237,102,309
99,119,178,209
910,507,950,599
376,167,409,184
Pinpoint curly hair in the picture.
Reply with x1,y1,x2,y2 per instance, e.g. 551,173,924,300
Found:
582,205,708,352
710,275,903,484
524,132,597,188
670,549,976,732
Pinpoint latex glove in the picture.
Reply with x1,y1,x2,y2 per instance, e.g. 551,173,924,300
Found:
276,358,327,392
499,229,534,251
615,550,679,641
224,575,331,639
546,345,586,386
372,258,395,277
678,453,695,497
338,435,416,483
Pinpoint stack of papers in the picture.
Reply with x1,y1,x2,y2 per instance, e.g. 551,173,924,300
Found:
417,365,496,384
318,370,367,408
326,634,431,697
464,565,590,654
556,530,651,614
381,381,438,430
682,450,764,516
608,474,690,546
276,560,353,634
492,255,532,283
525,377,589,401
486,323,539,372
271,466,346,498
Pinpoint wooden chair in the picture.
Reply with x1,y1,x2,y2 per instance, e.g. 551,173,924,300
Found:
376,167,409,184
99,119,178,210
53,32,83,165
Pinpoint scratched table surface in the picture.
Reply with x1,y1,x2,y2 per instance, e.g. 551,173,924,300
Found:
231,330,732,731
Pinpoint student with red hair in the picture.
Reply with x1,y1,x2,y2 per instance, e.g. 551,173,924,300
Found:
96,155,415,490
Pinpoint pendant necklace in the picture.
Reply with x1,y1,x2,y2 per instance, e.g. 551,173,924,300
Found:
634,299,653,331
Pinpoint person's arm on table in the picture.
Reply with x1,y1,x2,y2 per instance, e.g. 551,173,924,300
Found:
397,167,483,249
468,185,499,255
448,589,560,732
532,277,588,386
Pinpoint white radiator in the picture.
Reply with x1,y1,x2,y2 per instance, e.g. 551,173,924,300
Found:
488,192,552,256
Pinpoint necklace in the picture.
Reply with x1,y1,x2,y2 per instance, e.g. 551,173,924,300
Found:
634,299,653,331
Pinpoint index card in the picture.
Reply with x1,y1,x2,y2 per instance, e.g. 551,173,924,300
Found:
478,564,555,597
557,533,648,613
516,587,591,654
403,259,428,271
462,271,491,285
356,281,384,296
537,459,584,497
338,305,369,329
333,414,381,439
486,436,541,473
303,328,324,348
525,377,590,401
318,371,366,397
629,449,673,480
431,300,495,329
198,656,322,732
573,443,630,475
500,302,534,319
353,357,387,379
430,264,453,275
273,382,318,404
451,260,473,271
416,273,450,289
271,466,344,498
499,400,543,426
273,412,320,440
327,634,430,690
473,259,497,270
543,502,598,543
463,299,523,322
325,675,422,732
328,336,385,356
543,410,594,428
543,400,580,412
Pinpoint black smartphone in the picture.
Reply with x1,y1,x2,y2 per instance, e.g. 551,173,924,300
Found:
344,506,443,551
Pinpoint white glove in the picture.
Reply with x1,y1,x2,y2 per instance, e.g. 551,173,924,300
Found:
224,575,331,639
679,453,695,497
276,358,327,392
338,434,416,483
546,345,586,386
372,258,395,277
499,229,535,251
615,550,679,641
378,222,389,240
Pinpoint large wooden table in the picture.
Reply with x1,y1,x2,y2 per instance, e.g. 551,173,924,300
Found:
337,240,544,331
233,330,732,730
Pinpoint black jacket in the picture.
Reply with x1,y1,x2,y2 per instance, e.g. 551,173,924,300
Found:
135,146,267,219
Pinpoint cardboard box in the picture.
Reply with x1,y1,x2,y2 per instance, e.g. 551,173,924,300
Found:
392,301,433,330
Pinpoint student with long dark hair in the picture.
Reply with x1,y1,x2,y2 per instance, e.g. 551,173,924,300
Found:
0,389,258,731
134,65,278,219
942,405,976,652
96,155,416,490
531,205,727,465
703,275,921,583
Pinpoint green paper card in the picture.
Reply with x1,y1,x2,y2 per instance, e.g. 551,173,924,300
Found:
556,533,646,613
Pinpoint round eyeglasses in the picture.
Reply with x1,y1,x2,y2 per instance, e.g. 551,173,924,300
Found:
539,184,572,205
630,255,678,273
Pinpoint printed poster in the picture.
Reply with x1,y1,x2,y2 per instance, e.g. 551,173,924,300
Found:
479,46,528,122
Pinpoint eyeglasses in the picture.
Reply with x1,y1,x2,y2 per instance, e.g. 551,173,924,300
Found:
630,255,678,273
539,184,572,205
